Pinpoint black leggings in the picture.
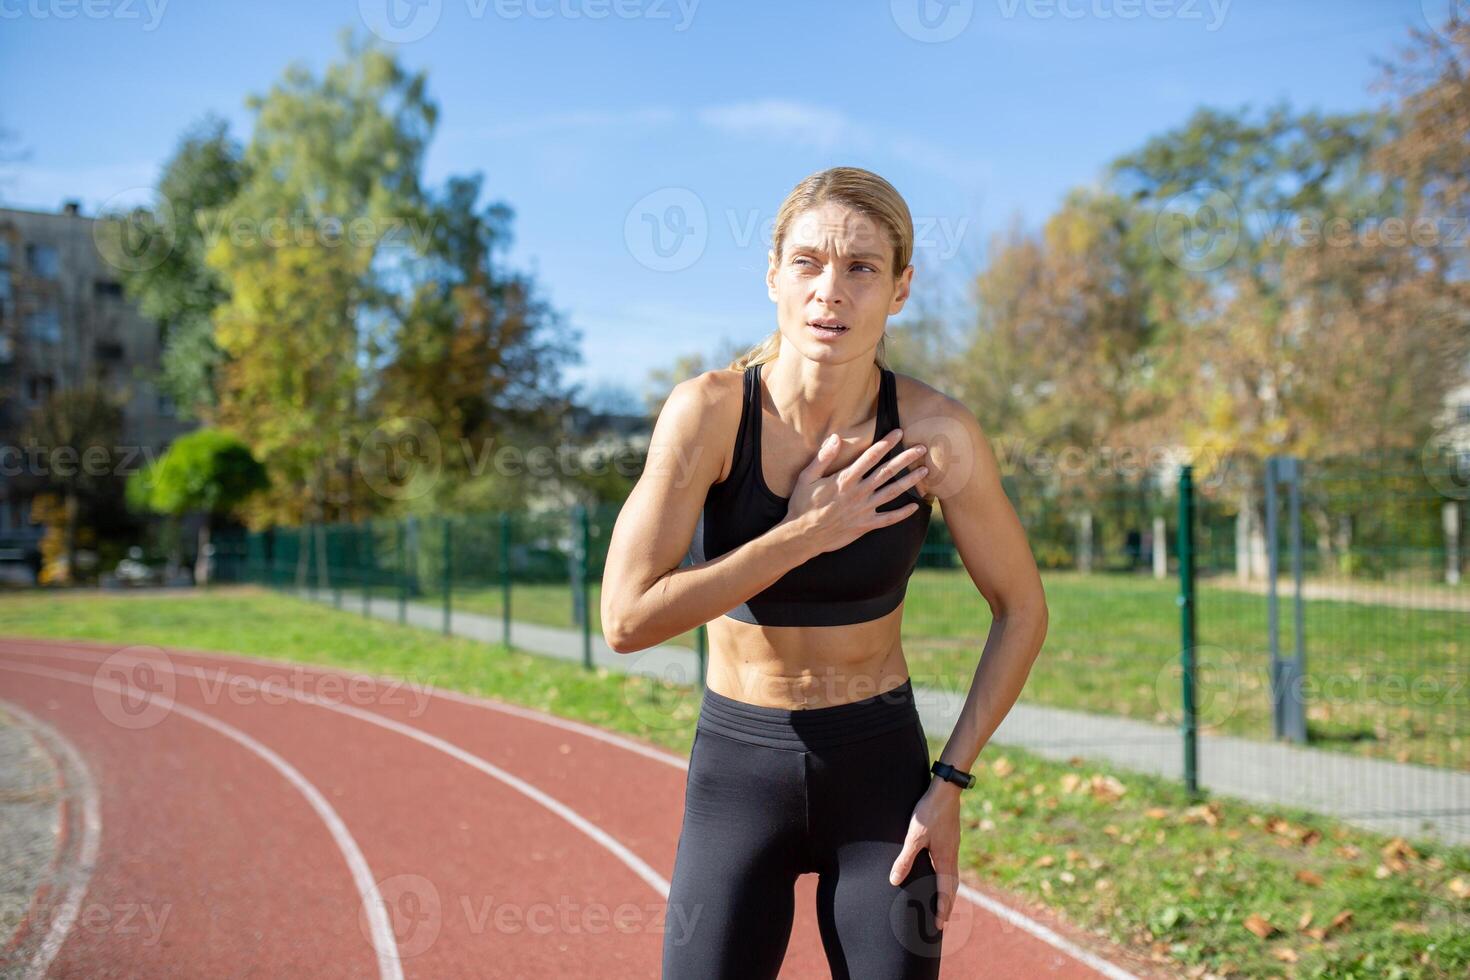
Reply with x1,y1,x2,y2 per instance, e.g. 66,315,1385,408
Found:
662,677,943,979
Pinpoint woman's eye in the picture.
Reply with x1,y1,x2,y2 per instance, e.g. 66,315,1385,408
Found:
853,263,876,273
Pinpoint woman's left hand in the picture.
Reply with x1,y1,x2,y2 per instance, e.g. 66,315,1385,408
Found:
888,778,964,929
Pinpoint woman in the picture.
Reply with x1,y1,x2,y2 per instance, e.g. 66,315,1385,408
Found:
600,167,1048,979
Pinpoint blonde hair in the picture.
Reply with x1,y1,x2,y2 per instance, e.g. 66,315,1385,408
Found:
728,166,914,372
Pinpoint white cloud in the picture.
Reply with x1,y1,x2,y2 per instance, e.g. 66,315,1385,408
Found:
694,99,858,152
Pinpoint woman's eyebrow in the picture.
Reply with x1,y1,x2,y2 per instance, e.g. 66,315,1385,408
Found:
791,245,886,262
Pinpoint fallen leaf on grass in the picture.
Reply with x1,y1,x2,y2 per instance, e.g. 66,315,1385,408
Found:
1294,869,1324,887
1448,877,1470,900
1271,947,1299,963
1243,913,1276,939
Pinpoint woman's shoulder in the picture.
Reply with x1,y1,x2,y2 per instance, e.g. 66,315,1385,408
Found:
657,367,747,486
889,369,961,423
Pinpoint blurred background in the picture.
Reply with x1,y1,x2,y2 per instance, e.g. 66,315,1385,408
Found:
1,2,1469,975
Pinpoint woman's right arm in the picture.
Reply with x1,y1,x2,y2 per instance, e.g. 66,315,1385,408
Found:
600,371,928,654
599,372,818,653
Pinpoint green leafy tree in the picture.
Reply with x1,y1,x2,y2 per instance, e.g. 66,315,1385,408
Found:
101,113,249,421
127,428,267,585
204,27,437,533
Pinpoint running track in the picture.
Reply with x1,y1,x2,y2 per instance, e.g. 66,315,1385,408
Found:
0,636,1160,978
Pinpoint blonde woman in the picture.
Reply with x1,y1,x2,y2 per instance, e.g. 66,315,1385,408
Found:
602,166,1047,978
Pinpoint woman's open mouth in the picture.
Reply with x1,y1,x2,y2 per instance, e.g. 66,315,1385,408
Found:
808,319,849,338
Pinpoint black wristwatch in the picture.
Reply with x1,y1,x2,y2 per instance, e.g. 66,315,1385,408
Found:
930,760,975,789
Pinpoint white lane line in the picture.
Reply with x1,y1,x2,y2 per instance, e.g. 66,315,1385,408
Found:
0,698,104,980
2,640,1139,979
0,661,403,980
0,647,670,898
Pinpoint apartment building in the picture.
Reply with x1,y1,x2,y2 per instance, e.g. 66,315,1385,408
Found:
0,199,196,579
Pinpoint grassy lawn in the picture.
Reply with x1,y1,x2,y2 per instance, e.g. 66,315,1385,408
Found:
1,586,1467,978
903,568,1467,772
306,565,1468,771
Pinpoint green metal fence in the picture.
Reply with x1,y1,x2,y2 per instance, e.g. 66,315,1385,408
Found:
213,447,1468,839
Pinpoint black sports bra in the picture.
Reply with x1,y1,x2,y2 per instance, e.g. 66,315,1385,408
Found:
685,361,933,626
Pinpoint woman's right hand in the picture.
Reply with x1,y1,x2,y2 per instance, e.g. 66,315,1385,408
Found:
780,428,929,556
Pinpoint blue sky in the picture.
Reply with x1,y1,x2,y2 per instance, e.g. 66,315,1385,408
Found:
0,0,1452,410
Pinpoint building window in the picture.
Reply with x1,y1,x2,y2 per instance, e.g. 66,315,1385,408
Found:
26,307,60,344
26,243,60,279
1457,402,1470,426
96,339,125,361
158,392,176,417
94,279,124,299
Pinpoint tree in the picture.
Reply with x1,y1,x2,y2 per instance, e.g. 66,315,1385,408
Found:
22,383,125,585
100,113,248,421
373,172,581,512
204,27,437,535
126,429,268,584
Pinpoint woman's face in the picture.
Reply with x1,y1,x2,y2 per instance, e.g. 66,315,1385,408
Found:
766,201,913,361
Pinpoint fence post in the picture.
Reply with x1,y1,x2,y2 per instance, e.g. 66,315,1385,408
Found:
1176,463,1200,800
362,521,372,618
307,521,318,601
577,503,592,670
332,524,343,610
696,623,707,690
500,512,512,649
397,518,407,626
442,516,452,636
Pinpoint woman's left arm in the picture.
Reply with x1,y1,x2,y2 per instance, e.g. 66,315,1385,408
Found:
887,392,1050,930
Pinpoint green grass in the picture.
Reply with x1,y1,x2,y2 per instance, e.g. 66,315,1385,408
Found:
294,565,1468,770
1,586,1467,978
902,568,1468,771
